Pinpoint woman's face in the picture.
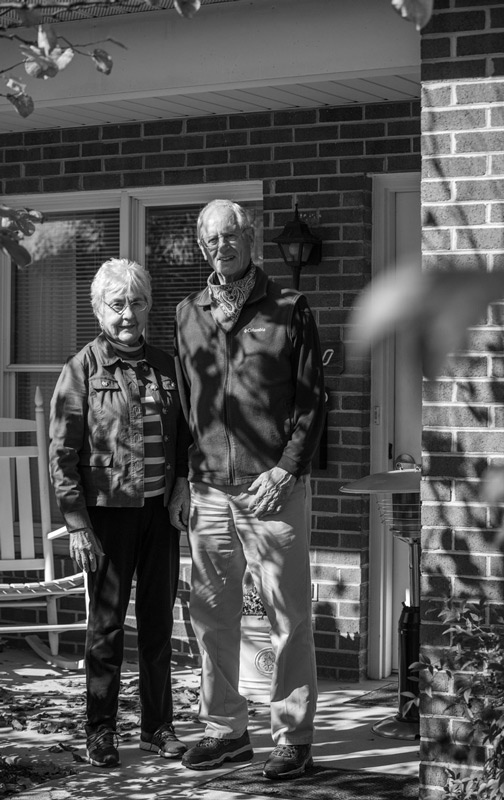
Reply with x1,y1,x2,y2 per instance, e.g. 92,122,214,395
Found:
98,287,149,346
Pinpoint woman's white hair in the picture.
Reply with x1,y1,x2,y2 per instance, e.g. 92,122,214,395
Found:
91,258,152,317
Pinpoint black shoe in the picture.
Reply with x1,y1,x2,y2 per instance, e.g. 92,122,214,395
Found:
140,723,187,759
86,725,120,768
262,744,313,779
181,730,253,770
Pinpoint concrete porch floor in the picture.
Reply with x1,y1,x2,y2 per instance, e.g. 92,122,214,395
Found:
0,644,420,799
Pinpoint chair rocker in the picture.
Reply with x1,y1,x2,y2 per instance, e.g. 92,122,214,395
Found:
0,386,87,669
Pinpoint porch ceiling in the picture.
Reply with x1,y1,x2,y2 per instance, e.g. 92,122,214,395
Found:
0,71,421,134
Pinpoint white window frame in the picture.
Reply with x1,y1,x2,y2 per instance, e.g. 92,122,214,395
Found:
0,181,263,418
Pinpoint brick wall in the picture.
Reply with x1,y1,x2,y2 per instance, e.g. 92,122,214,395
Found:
0,100,420,681
420,2,504,798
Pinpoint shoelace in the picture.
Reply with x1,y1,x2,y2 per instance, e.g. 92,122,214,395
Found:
197,736,223,749
271,744,302,758
90,726,117,749
157,725,177,742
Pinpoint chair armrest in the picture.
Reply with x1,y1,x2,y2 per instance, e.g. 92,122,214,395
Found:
47,525,70,540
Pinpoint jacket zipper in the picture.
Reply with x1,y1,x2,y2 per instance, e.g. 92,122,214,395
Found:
223,331,234,484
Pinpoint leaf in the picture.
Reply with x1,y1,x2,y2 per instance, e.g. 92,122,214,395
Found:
174,0,201,19
37,24,58,55
5,76,27,95
0,206,43,235
22,47,59,80
391,0,433,30
26,208,44,224
0,233,32,268
7,92,34,118
349,263,504,379
53,47,75,71
92,49,113,75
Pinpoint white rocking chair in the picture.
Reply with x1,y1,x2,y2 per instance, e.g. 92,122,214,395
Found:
0,386,87,669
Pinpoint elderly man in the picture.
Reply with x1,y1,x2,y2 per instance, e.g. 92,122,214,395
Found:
171,198,325,780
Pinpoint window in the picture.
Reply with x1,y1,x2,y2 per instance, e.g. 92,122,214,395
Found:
12,209,119,427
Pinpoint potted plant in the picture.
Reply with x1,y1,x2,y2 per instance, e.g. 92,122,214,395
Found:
239,571,275,697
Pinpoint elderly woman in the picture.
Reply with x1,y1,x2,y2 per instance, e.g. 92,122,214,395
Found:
49,258,191,769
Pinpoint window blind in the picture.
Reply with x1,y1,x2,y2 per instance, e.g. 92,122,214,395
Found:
12,210,120,365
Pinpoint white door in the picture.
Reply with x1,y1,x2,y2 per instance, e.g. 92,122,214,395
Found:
368,174,422,679
391,190,422,669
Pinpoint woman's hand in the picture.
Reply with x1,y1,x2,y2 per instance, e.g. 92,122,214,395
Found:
168,477,190,532
69,528,103,573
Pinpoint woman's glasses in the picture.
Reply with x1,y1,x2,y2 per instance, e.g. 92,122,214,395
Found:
104,299,148,316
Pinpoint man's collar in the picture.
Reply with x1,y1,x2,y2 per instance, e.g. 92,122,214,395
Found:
196,264,267,307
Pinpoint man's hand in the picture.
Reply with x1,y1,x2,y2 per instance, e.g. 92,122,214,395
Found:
69,528,103,573
248,467,296,519
169,477,190,531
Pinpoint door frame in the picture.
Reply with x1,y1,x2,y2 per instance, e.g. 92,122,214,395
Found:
368,172,421,679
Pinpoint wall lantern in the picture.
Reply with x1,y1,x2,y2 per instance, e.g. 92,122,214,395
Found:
272,204,322,290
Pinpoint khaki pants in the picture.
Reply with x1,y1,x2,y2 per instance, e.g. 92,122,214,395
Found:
188,475,317,745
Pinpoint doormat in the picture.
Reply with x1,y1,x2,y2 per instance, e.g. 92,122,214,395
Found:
202,763,418,799
346,682,398,707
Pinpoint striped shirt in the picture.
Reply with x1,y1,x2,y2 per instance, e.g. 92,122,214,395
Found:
124,360,165,499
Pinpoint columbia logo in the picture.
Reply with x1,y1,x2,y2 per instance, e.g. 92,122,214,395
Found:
244,327,266,333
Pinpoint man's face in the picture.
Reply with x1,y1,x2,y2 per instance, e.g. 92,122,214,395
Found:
199,208,253,284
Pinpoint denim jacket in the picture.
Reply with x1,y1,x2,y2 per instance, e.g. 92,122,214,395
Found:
174,266,325,485
49,334,190,533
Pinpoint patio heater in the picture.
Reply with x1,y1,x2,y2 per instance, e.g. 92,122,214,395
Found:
340,455,421,741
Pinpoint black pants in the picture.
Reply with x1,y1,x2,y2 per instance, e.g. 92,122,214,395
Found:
85,497,180,734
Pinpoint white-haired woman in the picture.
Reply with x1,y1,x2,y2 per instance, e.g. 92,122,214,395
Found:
49,258,191,769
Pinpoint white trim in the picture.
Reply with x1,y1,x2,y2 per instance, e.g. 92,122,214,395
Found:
0,251,12,412
4,190,123,212
368,172,421,680
4,181,263,212
127,182,263,206
5,365,64,372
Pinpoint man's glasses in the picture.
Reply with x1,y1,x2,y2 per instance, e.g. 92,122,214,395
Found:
104,299,148,316
201,231,245,251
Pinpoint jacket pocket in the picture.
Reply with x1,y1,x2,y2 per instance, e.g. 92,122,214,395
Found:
89,377,121,393
79,451,113,496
